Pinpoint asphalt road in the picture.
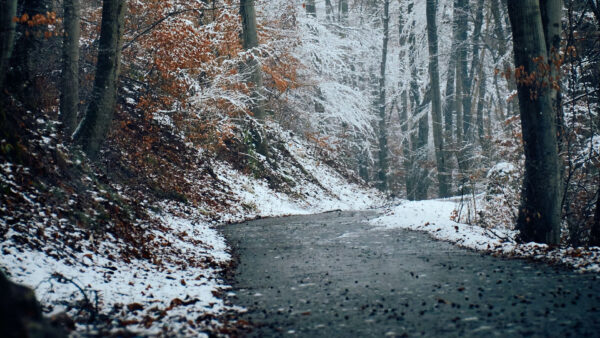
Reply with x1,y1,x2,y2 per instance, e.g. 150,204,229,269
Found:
222,210,600,337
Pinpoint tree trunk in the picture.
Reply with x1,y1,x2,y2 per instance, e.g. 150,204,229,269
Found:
325,0,334,20
73,0,126,159
338,0,348,22
240,0,268,157
306,0,316,17
0,0,17,93
426,0,449,198
377,0,390,192
508,0,562,245
10,0,51,106
492,0,518,117
60,0,81,138
456,0,472,142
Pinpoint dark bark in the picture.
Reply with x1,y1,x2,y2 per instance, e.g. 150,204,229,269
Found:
377,0,390,191
426,0,449,197
73,0,126,159
10,0,51,106
508,0,562,245
0,0,17,93
306,0,316,17
60,0,81,138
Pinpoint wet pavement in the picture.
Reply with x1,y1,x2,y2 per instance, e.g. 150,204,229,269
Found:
222,210,600,337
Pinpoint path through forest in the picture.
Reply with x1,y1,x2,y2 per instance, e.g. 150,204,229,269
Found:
223,211,600,337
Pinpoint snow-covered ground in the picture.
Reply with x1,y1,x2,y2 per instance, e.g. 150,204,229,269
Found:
372,199,600,273
1,134,383,336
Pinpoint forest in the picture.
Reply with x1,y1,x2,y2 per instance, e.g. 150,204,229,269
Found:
1,0,599,336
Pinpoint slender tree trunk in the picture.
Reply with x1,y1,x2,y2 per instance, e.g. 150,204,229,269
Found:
325,0,334,20
426,0,449,198
467,0,485,95
377,0,390,191
338,0,348,22
240,0,268,157
508,0,562,245
60,0,81,138
0,0,17,93
492,0,518,116
456,0,472,142
73,0,126,159
306,0,316,17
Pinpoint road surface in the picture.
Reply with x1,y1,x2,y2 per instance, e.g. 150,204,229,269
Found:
222,210,600,337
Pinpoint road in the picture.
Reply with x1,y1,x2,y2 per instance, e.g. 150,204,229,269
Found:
222,210,600,337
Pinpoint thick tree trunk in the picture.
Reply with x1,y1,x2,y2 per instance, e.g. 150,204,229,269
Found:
426,0,449,198
73,0,126,159
60,0,81,138
508,0,562,245
0,0,17,93
377,0,390,192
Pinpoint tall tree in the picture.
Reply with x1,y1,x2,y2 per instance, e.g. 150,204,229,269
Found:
377,0,390,191
60,0,81,138
10,0,51,106
240,0,268,156
0,0,17,94
73,0,126,159
426,0,449,197
507,0,562,244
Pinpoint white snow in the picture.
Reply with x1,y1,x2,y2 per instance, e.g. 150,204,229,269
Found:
372,199,600,273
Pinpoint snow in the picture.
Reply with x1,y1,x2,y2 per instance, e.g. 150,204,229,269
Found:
372,199,600,273
1,213,232,336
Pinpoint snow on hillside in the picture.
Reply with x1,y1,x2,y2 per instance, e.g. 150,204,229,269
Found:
372,200,600,273
1,131,383,336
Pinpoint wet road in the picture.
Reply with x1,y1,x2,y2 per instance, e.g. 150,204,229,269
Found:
222,211,600,337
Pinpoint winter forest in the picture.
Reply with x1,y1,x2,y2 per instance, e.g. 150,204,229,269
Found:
1,0,600,336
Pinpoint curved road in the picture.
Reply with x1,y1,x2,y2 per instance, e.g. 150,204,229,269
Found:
222,211,600,337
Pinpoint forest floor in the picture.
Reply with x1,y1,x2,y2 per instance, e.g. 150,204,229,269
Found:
0,104,383,336
2,104,600,336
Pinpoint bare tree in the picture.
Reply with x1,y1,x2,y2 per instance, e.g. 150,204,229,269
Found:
508,0,563,244
73,0,127,159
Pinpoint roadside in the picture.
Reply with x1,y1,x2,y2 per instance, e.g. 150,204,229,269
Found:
372,200,600,273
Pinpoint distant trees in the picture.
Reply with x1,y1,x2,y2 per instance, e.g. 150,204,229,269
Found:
507,0,562,244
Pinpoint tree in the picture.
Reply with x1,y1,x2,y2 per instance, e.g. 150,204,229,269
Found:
73,0,127,159
0,0,17,94
9,0,53,107
60,0,81,138
306,0,316,16
240,0,268,157
426,0,449,198
377,0,390,191
507,0,563,244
